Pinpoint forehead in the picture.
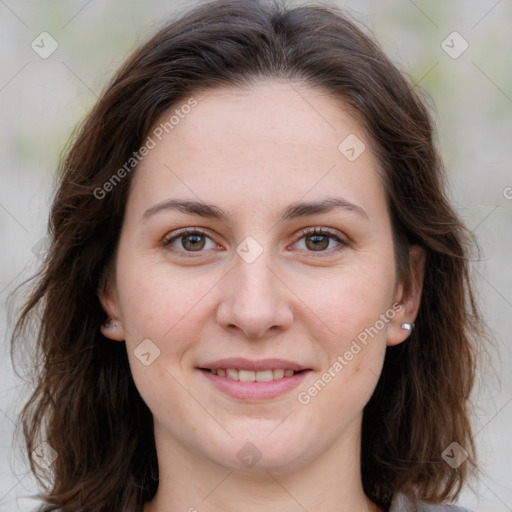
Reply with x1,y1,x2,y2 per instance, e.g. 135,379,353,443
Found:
164,80,364,154
128,80,384,220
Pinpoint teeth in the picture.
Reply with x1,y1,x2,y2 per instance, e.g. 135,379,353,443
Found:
226,368,238,380
255,370,273,382
209,368,297,381
272,368,284,379
239,370,255,382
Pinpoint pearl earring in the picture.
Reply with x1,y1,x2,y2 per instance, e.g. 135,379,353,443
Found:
103,320,117,329
401,323,414,331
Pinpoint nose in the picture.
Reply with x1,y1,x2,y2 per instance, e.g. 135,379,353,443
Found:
216,250,294,340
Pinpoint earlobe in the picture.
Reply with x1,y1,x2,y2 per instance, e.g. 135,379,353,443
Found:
386,244,426,347
100,318,126,341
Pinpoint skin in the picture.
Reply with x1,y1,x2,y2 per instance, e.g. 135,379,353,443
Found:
99,80,425,512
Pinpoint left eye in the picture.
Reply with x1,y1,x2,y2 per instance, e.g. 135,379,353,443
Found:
294,229,346,252
163,229,217,252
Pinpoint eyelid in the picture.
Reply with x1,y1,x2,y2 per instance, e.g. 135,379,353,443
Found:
162,226,209,243
290,226,350,254
294,226,348,243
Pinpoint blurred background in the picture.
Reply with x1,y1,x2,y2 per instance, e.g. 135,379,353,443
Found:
0,0,510,510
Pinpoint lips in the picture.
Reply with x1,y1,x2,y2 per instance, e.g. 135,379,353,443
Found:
199,357,309,372
198,358,311,400
206,368,297,381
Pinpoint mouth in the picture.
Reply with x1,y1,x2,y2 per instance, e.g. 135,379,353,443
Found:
201,367,305,381
197,358,311,401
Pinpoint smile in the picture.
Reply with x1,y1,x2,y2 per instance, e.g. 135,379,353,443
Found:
198,358,311,400
205,368,298,381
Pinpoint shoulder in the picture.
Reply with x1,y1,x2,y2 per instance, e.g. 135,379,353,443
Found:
389,492,475,512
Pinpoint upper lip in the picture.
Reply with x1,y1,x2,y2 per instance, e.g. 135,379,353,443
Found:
199,358,310,372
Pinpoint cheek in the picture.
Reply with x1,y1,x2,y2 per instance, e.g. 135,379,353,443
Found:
115,250,224,398
115,258,213,414
294,271,391,430
116,250,221,340
289,256,396,348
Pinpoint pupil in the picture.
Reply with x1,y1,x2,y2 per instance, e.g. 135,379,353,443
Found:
183,234,205,251
307,235,328,251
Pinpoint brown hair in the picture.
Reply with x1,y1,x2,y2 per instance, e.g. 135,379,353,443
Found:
10,0,486,510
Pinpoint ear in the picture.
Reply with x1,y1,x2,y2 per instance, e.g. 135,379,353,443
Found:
386,245,426,347
98,271,125,342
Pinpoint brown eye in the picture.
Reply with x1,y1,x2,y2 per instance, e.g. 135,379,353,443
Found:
293,228,348,254
163,229,218,253
181,233,206,251
305,234,330,251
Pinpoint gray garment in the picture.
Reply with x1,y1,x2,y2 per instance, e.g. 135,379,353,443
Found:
390,492,474,512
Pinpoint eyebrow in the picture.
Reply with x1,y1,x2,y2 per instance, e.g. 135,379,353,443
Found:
281,197,368,222
141,197,369,223
142,199,229,223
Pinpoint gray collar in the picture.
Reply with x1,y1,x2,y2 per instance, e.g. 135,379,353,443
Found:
389,492,474,512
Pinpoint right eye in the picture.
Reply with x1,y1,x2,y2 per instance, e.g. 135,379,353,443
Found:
162,228,220,254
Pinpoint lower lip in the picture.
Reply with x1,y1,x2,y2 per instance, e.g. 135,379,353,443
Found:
199,369,310,400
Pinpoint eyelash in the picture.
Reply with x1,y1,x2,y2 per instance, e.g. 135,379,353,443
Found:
162,227,349,257
162,228,217,257
294,227,349,254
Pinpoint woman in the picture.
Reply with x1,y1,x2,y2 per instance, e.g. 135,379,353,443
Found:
11,0,486,510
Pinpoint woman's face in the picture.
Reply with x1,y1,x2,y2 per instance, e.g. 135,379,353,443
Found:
100,80,422,474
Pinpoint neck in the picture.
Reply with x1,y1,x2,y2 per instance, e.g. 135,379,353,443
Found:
144,415,382,512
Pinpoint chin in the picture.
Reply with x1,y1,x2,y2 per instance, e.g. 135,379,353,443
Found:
201,430,315,474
